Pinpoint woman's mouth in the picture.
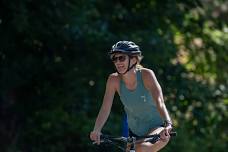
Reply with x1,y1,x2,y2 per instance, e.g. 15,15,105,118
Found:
116,65,126,72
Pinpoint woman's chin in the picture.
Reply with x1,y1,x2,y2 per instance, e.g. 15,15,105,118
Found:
117,69,126,74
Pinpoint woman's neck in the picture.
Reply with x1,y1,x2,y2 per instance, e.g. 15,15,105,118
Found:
121,68,137,85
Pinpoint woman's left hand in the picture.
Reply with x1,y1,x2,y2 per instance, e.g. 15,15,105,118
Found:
159,125,172,142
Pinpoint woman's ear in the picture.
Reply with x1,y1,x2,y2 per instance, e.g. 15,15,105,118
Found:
131,56,137,64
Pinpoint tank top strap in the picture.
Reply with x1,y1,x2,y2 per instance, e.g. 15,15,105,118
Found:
136,70,144,89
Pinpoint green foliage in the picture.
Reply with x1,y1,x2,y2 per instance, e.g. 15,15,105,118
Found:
0,0,227,152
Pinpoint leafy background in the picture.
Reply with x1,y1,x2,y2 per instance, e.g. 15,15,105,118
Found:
0,0,227,151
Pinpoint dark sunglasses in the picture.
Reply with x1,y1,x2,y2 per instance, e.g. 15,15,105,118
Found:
111,55,127,63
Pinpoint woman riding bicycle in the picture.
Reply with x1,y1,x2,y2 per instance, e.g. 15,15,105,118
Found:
90,41,173,152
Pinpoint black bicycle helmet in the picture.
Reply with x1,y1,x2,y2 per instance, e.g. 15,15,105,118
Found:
109,41,141,56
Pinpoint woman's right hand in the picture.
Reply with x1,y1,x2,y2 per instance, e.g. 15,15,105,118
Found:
90,130,101,145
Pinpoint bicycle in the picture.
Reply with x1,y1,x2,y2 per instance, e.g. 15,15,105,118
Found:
92,131,177,152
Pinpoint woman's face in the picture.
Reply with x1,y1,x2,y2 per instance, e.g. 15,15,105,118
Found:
111,53,136,74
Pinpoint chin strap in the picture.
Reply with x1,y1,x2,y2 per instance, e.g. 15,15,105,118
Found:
116,57,137,75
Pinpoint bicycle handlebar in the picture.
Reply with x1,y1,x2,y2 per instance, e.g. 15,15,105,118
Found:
93,131,177,152
98,131,177,144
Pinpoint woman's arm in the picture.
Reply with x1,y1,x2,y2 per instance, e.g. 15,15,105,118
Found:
142,69,172,141
90,74,118,143
142,69,172,124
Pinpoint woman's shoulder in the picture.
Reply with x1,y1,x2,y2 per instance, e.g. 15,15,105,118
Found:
140,68,157,84
109,72,120,78
140,68,155,76
108,72,120,83
107,73,120,92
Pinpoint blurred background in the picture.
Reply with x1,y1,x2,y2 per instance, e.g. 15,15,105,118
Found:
0,0,227,151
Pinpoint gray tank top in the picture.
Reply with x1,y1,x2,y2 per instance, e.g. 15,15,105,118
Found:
119,70,163,136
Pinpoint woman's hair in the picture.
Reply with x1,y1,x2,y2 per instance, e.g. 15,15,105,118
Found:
133,55,144,70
